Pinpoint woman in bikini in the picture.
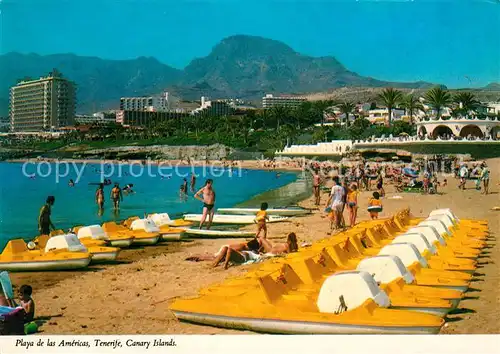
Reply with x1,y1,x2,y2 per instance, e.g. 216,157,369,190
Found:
211,238,261,269
188,235,299,270
346,183,359,227
258,232,299,255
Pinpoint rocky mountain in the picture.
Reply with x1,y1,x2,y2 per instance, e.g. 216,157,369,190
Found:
0,35,442,115
483,82,500,91
180,35,437,99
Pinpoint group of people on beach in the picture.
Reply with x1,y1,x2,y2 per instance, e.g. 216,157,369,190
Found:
457,162,490,194
187,200,298,270
312,168,384,232
324,175,382,232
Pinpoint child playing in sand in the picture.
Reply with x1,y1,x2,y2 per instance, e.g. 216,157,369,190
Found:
18,285,35,322
368,192,383,220
255,202,269,239
346,184,359,227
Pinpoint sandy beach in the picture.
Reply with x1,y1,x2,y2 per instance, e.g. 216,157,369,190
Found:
8,158,500,335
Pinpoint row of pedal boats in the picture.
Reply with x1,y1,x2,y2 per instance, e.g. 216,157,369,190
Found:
0,207,301,272
169,208,489,334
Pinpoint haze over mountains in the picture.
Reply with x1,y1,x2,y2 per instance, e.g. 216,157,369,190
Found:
0,34,495,115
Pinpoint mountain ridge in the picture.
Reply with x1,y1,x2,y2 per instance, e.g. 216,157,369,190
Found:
1,35,445,115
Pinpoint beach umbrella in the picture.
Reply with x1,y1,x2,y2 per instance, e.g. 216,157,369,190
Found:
402,167,418,178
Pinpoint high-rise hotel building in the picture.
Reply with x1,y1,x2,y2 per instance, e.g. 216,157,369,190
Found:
10,70,76,132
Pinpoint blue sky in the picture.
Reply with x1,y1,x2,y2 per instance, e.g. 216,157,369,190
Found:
1,0,499,88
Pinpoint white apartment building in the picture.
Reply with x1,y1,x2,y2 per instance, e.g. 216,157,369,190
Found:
75,112,116,125
486,102,500,115
191,96,233,116
9,70,76,132
120,92,169,112
367,108,406,125
262,94,307,109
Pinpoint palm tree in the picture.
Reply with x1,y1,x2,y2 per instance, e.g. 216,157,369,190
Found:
337,101,356,127
424,87,452,120
311,100,335,127
453,92,481,118
401,94,424,125
270,105,290,131
376,88,404,127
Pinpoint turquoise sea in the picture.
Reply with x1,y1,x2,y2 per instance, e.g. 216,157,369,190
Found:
0,162,299,249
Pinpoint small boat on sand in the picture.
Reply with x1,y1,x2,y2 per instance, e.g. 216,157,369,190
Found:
217,207,310,217
75,225,134,248
103,222,160,246
0,236,91,272
130,218,182,241
147,214,186,240
183,214,288,225
148,213,193,229
170,271,444,334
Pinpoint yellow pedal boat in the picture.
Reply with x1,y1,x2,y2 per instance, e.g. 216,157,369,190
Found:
39,233,120,263
148,213,193,229
171,270,444,334
0,236,91,272
75,225,134,248
103,221,160,246
133,218,184,241
202,254,458,318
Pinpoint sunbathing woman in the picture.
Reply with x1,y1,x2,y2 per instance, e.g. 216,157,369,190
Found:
185,238,261,269
212,238,261,269
258,233,299,255
214,234,299,267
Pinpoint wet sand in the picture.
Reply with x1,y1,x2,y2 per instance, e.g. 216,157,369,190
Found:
9,158,500,334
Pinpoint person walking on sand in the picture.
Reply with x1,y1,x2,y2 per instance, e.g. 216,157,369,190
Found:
95,183,105,211
38,196,56,235
312,170,321,206
480,163,490,195
346,183,359,227
458,164,468,190
376,171,385,197
326,176,345,232
255,202,269,239
194,179,216,230
111,183,123,210
368,192,383,220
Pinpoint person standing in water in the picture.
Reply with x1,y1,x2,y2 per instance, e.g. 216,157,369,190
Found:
96,183,105,211
194,179,216,230
190,173,196,193
38,196,56,235
111,183,123,209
